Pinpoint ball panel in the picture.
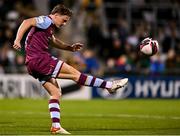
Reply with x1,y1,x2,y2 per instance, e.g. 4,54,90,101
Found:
151,40,159,55
140,37,159,56
141,44,152,55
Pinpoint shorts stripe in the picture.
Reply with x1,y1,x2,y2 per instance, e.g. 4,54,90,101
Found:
55,62,64,78
52,60,64,78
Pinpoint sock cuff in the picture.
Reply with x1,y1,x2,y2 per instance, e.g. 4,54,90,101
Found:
49,99,59,104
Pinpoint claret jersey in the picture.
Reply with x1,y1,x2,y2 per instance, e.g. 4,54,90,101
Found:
25,16,55,63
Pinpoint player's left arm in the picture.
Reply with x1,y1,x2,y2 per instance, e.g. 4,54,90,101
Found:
51,35,83,52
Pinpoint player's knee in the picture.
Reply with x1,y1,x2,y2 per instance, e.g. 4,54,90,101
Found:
52,91,62,99
57,92,62,98
73,72,81,82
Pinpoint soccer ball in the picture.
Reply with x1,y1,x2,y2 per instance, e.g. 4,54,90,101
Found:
140,37,159,56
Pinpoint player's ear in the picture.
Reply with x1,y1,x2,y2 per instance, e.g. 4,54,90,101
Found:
54,13,61,17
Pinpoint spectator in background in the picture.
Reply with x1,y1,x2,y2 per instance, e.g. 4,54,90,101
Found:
126,32,139,49
66,52,86,72
165,49,176,70
150,54,165,75
109,28,124,59
15,54,26,73
0,42,16,73
15,0,40,17
0,0,16,21
176,55,180,71
81,0,103,12
86,14,103,50
6,10,19,31
0,64,4,74
107,58,116,70
162,20,180,53
117,17,129,46
4,26,14,43
48,0,64,11
0,27,5,46
116,55,128,71
136,53,151,74
83,49,101,75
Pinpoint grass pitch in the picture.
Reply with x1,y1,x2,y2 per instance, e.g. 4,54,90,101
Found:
0,99,180,135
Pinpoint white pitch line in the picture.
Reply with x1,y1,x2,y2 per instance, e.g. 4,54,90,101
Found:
0,111,180,120
65,113,180,120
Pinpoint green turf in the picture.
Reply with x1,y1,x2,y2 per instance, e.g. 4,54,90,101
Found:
0,99,180,135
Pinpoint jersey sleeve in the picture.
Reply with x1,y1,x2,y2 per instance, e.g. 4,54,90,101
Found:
35,16,52,29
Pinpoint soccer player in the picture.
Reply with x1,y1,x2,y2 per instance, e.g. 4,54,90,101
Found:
13,4,128,134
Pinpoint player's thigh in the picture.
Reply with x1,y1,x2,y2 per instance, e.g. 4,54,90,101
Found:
43,78,61,98
57,62,81,81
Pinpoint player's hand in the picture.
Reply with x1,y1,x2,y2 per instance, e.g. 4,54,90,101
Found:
13,40,22,51
71,43,83,52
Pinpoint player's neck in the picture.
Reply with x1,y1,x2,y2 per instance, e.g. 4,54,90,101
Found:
49,14,55,24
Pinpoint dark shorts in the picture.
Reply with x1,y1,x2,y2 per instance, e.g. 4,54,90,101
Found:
26,55,64,84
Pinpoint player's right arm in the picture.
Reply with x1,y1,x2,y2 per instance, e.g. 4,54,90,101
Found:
13,18,36,50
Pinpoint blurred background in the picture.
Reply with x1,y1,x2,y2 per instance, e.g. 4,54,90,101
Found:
0,0,180,99
0,0,180,135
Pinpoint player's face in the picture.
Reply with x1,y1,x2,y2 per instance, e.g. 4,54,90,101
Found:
54,14,70,28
